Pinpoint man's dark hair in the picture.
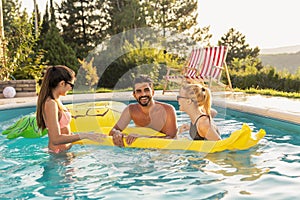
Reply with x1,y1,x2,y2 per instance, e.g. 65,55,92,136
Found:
133,75,153,89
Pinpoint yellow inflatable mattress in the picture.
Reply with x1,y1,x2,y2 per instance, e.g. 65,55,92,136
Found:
2,101,266,153
68,101,266,153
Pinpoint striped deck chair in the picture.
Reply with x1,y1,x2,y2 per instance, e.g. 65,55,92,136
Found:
163,46,232,94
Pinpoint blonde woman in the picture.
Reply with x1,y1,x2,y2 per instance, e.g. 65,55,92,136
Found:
36,65,104,153
177,84,221,141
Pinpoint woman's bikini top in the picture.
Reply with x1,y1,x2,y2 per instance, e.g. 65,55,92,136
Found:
59,110,72,129
189,115,209,140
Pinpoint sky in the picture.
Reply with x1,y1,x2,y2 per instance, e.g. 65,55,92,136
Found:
21,0,300,49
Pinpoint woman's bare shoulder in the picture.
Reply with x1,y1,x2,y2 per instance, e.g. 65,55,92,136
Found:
197,116,211,128
44,98,57,109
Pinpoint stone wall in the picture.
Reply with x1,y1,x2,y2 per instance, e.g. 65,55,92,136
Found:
0,80,37,98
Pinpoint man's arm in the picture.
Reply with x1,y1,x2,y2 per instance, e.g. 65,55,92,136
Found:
160,104,178,138
109,106,131,135
109,106,131,146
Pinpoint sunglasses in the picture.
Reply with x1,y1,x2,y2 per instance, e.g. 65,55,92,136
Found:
177,95,191,101
65,81,74,89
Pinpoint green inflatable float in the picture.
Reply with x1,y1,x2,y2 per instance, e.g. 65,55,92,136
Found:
2,114,48,139
1,101,125,139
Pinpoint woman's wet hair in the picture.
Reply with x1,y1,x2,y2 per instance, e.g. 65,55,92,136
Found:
182,84,212,116
36,65,75,130
46,66,75,90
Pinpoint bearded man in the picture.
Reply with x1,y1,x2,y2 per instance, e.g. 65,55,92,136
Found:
109,75,178,147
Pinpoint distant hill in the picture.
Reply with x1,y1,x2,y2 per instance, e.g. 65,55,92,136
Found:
260,45,300,54
259,45,300,74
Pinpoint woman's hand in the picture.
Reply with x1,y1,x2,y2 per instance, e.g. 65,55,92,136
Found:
79,132,106,143
112,130,125,147
179,123,190,134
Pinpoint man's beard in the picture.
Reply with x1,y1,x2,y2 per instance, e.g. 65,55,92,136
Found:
138,96,152,107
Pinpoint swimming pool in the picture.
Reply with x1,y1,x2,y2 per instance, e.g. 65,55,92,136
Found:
0,102,300,199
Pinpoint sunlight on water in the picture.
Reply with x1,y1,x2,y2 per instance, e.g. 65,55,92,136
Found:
0,104,300,199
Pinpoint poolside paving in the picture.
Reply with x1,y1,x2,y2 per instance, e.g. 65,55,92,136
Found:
0,91,299,125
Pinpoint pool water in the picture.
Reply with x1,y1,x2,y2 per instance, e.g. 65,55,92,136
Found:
0,102,300,199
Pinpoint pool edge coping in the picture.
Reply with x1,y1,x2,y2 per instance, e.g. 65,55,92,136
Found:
0,91,299,125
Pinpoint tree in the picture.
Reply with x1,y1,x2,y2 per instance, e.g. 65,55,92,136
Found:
54,0,211,88
39,1,50,37
76,58,99,90
296,66,300,77
2,0,21,31
57,0,111,59
218,28,262,70
32,0,41,39
39,1,78,72
104,0,211,54
144,0,198,35
49,0,56,23
142,0,211,50
230,56,260,73
97,0,212,89
2,0,45,80
40,24,79,72
107,0,147,35
0,0,21,79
